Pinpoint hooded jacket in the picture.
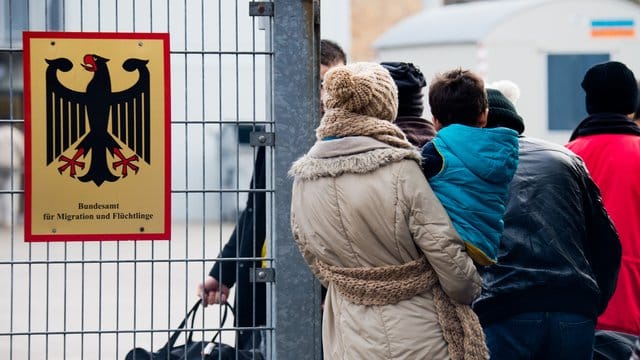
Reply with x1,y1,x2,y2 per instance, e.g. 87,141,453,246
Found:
423,124,519,265
290,136,482,360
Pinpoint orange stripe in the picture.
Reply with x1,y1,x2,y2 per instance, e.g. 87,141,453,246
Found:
591,29,636,37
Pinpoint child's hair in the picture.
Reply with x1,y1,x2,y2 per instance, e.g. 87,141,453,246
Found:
428,68,488,127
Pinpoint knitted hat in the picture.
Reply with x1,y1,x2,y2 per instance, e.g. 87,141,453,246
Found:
381,62,426,117
486,88,525,134
581,61,639,115
323,62,398,121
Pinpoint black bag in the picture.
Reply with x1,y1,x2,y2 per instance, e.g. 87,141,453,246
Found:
125,299,263,360
592,330,636,360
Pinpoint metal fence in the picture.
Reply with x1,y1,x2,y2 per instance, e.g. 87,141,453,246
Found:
0,0,321,359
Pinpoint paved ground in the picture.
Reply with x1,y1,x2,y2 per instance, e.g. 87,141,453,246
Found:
0,222,241,360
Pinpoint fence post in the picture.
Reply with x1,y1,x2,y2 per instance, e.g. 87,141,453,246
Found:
272,0,322,359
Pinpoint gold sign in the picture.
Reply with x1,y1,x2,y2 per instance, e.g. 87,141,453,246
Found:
23,31,171,241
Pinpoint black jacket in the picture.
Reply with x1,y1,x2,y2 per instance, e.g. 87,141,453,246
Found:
472,137,621,325
209,146,266,347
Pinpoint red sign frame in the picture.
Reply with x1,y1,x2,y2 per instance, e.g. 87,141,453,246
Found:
23,31,171,241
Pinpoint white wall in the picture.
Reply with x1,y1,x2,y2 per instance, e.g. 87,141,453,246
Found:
376,0,640,145
320,0,351,58
484,0,640,144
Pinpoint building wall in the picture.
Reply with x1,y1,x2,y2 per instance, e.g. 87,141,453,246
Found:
351,0,423,61
484,0,640,144
320,0,352,58
376,0,640,144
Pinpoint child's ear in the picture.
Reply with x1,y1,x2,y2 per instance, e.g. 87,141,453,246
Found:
478,109,488,128
433,117,443,131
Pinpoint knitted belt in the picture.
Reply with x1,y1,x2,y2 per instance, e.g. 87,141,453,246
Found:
314,257,434,306
316,256,489,360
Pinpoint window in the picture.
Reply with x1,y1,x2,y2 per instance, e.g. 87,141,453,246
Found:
547,53,610,130
0,0,62,121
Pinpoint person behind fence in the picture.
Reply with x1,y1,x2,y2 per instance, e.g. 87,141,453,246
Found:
566,61,640,337
195,39,346,353
289,61,487,360
380,61,436,147
420,69,519,266
472,81,621,360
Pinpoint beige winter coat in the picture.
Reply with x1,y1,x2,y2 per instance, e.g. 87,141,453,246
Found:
290,136,482,360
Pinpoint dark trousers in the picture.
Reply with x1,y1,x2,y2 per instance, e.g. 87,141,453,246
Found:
483,312,595,360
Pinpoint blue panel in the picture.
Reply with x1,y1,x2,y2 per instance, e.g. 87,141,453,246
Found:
547,54,610,131
591,20,634,27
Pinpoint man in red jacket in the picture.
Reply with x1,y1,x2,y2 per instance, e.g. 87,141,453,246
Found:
566,61,640,336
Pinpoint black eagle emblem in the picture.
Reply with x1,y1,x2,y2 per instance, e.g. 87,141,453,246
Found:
45,54,151,186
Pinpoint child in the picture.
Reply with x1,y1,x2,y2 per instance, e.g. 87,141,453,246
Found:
422,69,519,266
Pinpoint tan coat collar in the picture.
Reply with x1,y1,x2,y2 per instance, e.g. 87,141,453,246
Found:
289,136,421,181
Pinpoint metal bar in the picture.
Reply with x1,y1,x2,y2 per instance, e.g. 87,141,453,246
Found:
150,0,158,351
171,50,273,55
0,44,273,56
263,4,275,358
217,0,226,349
0,256,275,265
0,190,24,194
0,119,25,124
7,2,17,348
81,241,85,358
171,120,276,125
0,325,275,337
273,0,323,359
170,188,274,193
46,243,50,358
64,240,68,358
197,0,208,347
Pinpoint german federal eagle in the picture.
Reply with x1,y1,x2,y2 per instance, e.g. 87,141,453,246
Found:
45,54,151,186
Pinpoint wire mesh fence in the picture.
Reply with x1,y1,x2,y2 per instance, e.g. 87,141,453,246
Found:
0,0,320,359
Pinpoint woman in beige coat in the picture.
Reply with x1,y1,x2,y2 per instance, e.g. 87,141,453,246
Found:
289,62,488,360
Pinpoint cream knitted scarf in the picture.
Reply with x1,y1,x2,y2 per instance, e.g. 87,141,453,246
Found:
316,108,414,150
316,257,489,360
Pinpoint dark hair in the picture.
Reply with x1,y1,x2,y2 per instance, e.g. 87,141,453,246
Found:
320,39,346,67
428,68,488,127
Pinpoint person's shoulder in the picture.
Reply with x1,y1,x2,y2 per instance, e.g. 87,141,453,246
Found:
521,136,573,155
520,136,588,172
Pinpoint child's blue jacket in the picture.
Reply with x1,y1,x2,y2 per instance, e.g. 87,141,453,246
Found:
422,124,519,265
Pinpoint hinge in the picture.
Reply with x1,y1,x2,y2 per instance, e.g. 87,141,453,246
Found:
250,131,275,147
249,2,274,17
250,267,275,283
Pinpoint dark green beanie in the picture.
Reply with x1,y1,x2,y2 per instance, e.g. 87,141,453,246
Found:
486,88,525,134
